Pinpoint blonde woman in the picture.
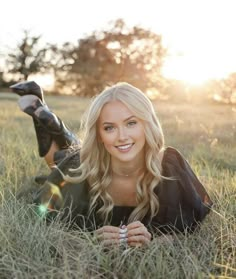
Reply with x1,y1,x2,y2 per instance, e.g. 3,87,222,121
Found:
11,81,212,247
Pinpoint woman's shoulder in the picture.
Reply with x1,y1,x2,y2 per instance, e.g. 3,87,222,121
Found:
162,146,186,169
161,146,202,188
163,146,184,159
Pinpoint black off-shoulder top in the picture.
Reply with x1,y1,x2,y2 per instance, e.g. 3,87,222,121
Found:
35,147,213,234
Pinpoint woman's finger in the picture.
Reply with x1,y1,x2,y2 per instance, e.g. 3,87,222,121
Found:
126,222,152,242
96,232,120,241
96,225,120,235
127,235,151,245
127,227,150,239
126,221,144,230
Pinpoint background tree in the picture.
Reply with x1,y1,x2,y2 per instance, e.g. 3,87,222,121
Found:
6,30,48,81
4,20,167,97
53,19,167,96
44,42,78,94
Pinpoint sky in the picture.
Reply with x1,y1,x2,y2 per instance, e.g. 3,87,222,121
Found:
1,0,236,86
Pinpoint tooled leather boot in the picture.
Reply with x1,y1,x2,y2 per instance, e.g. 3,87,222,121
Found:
10,81,49,156
11,81,80,157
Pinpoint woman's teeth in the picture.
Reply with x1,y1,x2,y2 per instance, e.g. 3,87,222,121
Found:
116,144,133,150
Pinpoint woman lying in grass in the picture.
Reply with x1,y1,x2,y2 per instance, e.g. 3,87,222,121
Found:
10,81,212,247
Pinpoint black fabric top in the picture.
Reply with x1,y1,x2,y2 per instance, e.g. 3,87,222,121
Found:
35,147,213,234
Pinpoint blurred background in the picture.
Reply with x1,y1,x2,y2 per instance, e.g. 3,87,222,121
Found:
1,0,236,104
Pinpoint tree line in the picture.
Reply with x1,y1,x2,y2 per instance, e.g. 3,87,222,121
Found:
1,19,236,103
1,19,167,97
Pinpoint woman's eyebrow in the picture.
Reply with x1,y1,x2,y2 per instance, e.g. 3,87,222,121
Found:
102,116,136,125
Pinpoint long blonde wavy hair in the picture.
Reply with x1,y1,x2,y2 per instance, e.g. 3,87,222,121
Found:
65,82,165,224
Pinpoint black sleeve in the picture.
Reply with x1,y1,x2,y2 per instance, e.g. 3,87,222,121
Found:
168,147,212,221
150,147,213,234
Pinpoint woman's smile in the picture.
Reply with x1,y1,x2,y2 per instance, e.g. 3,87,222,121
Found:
115,143,134,152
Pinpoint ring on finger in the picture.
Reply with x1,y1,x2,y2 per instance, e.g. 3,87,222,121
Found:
119,228,127,234
119,233,127,239
119,228,128,239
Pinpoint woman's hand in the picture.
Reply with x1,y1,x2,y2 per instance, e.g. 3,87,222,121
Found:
126,221,151,247
95,221,151,246
95,221,151,247
95,225,121,246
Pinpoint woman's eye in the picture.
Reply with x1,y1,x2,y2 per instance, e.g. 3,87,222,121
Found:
127,121,137,127
104,126,114,132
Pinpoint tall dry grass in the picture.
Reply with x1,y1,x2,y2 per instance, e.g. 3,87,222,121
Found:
0,92,235,278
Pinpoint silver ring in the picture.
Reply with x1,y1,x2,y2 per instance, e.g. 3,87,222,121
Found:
119,233,127,239
119,228,128,240
119,228,128,234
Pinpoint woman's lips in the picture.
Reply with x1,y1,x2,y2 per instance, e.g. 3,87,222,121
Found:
115,143,134,152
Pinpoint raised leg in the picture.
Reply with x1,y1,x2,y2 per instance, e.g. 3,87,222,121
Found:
10,81,80,166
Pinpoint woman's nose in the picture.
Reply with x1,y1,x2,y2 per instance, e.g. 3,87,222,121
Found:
118,127,128,141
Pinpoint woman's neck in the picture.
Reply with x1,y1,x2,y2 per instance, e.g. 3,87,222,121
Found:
111,159,145,178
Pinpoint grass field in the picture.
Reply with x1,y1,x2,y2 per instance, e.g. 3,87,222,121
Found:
0,92,235,278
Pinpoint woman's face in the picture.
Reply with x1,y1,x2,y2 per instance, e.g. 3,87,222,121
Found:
97,101,146,165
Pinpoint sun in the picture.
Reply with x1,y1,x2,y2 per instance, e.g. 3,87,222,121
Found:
159,1,236,87
162,54,217,86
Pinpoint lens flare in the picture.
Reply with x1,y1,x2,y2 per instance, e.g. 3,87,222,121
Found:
38,204,48,216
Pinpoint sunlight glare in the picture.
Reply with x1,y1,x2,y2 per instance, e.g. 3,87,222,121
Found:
162,48,236,86
162,55,212,85
29,74,55,90
159,0,236,85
